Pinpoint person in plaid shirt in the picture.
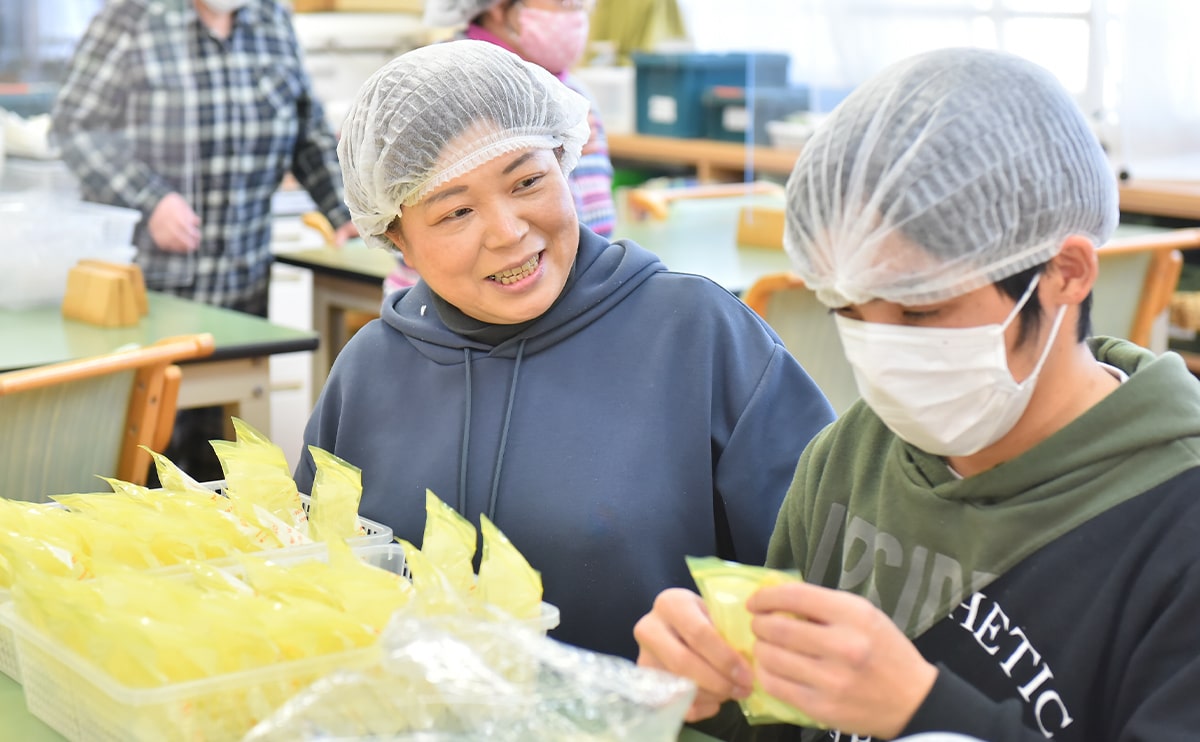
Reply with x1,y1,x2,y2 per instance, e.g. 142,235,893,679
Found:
51,0,355,315
51,0,356,479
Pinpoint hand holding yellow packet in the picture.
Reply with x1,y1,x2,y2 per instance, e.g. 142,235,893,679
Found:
686,556,824,728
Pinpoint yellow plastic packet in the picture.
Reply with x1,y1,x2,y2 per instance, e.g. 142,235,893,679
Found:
419,489,476,596
476,514,542,621
686,556,823,728
144,448,228,501
255,595,377,659
14,571,213,685
12,571,107,656
236,551,344,610
212,418,308,545
307,446,365,542
57,485,245,569
318,538,412,632
0,499,87,586
397,538,471,617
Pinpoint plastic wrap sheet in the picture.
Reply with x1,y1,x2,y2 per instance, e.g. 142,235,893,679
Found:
244,610,695,741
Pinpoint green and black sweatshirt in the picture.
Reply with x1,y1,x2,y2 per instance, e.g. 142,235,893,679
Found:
703,338,1200,742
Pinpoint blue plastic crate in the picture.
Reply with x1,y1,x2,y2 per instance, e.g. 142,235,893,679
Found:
701,85,810,144
633,52,790,138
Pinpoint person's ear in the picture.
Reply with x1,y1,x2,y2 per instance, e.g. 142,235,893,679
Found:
384,219,408,259
1043,235,1098,307
480,1,516,35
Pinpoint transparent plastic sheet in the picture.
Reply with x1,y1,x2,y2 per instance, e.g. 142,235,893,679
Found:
243,611,696,741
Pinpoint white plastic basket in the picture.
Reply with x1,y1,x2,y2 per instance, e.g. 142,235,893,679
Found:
1,542,558,742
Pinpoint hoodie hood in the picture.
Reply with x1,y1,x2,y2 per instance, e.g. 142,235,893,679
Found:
381,226,666,361
779,337,1200,639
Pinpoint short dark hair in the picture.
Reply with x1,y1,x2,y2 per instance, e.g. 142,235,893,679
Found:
995,264,1092,347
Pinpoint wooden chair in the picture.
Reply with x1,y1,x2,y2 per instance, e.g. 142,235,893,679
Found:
743,272,861,414
1094,228,1198,352
0,333,215,501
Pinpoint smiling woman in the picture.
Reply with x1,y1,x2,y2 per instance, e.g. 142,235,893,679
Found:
293,39,837,662
386,147,578,325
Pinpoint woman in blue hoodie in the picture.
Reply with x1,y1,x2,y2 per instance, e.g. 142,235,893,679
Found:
293,39,835,660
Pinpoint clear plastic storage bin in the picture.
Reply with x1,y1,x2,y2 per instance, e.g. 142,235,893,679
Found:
0,488,393,683
0,193,141,310
1,542,558,742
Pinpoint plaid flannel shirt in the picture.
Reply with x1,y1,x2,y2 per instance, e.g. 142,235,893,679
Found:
51,0,350,309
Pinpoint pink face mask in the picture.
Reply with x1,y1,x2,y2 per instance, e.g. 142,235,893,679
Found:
512,6,589,75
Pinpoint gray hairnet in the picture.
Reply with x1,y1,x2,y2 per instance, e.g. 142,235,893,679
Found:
423,0,497,27
784,47,1118,307
338,40,590,252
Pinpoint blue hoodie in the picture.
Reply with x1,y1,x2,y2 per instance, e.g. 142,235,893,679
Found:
295,227,835,659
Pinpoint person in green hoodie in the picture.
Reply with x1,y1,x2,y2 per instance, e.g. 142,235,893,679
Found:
633,47,1200,742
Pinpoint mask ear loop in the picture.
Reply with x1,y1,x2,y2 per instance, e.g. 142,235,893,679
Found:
1000,272,1042,331
1004,272,1068,385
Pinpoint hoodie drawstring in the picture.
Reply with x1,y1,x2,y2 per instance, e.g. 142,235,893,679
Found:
458,348,473,516
487,339,525,522
458,340,526,523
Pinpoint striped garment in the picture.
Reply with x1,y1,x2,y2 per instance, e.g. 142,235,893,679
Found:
563,71,616,240
52,0,350,310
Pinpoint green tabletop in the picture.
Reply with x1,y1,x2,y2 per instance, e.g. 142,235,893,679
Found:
0,291,317,372
274,193,796,297
274,237,395,283
0,672,59,740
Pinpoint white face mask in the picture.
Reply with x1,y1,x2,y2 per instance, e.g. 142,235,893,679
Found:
834,274,1066,457
201,0,249,13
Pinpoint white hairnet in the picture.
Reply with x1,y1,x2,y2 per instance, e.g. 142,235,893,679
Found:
423,0,497,28
338,40,591,252
784,47,1118,307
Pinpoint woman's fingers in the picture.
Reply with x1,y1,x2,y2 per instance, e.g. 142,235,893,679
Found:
634,588,754,720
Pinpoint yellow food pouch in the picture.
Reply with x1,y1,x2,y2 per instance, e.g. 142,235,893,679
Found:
0,500,86,586
307,446,365,542
476,514,542,621
255,595,377,659
212,417,307,540
397,538,469,617
144,448,227,501
420,489,476,596
59,484,233,568
0,531,86,585
237,551,343,610
12,573,107,656
686,556,823,728
319,538,412,632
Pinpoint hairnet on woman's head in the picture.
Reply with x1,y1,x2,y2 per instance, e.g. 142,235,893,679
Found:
423,0,498,28
783,47,1118,308
337,40,591,252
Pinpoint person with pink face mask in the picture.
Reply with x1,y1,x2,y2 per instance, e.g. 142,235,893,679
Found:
382,0,614,294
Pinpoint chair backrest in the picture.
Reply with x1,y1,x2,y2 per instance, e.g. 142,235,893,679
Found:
743,272,860,415
1093,228,1197,352
0,333,214,501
